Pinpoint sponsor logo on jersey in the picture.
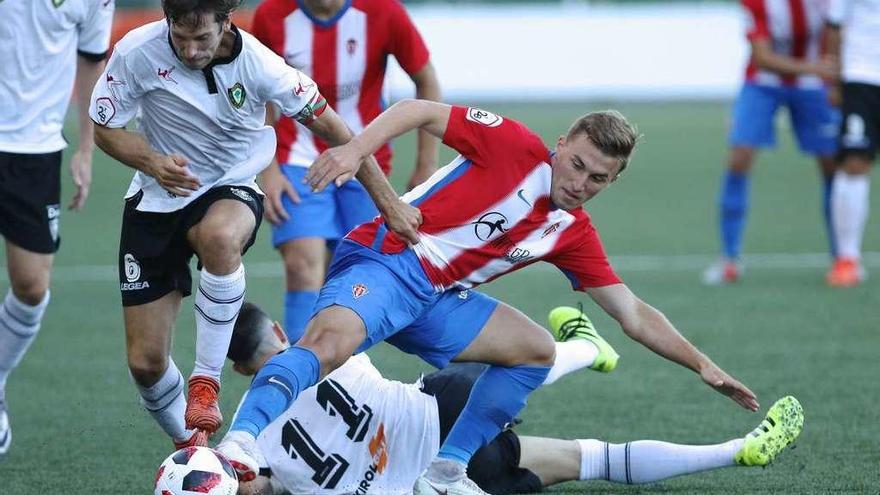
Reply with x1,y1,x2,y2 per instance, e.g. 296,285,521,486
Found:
516,188,532,207
458,289,470,300
541,222,561,238
355,423,388,494
157,67,178,84
46,204,60,243
505,247,532,264
352,283,369,299
293,74,316,97
94,97,116,125
472,212,508,241
229,187,253,203
105,74,126,102
466,107,503,128
227,82,246,109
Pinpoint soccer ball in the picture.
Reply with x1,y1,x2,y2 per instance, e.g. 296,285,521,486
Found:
154,446,238,495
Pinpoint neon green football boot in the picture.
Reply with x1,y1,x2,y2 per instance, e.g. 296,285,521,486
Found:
735,395,804,467
547,306,619,372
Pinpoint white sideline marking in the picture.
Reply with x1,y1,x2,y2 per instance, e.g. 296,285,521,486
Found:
2,252,878,282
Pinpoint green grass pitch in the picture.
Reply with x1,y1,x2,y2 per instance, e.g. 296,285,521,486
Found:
1,101,878,493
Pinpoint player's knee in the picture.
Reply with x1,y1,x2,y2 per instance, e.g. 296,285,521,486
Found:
298,326,358,373
194,227,244,271
10,281,49,306
728,148,753,173
128,354,168,387
281,251,324,289
529,333,556,367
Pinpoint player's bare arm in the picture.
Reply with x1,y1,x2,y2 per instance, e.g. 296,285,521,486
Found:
823,21,844,106
750,39,838,80
93,126,201,197
307,99,451,192
69,55,106,211
585,284,759,412
408,63,442,190
259,103,299,225
305,105,422,244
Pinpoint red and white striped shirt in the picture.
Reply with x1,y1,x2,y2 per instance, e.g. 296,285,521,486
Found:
742,0,828,88
251,0,430,174
348,106,621,292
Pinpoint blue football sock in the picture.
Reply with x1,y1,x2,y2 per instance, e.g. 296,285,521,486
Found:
718,170,750,259
230,346,320,438
822,174,837,257
284,291,319,342
438,364,550,465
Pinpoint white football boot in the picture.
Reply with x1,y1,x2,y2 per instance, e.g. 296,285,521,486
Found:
216,430,260,482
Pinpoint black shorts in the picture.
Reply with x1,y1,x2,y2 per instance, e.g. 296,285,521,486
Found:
0,151,62,254
421,363,543,495
839,82,880,162
118,185,263,307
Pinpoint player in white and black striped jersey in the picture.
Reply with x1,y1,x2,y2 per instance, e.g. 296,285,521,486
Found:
0,0,114,457
223,302,803,495
88,0,420,451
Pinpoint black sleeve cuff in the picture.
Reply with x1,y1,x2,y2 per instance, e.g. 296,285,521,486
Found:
77,49,108,62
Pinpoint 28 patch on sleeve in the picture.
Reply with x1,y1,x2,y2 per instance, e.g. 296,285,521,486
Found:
94,97,116,125
466,107,503,128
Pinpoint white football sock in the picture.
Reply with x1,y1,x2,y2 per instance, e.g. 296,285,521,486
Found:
0,290,50,391
135,358,191,442
192,264,245,380
577,438,742,484
831,171,870,260
543,340,598,385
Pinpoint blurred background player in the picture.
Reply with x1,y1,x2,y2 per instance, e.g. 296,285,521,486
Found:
824,0,880,287
225,302,804,495
703,0,840,284
0,0,113,456
89,0,418,450
250,0,441,341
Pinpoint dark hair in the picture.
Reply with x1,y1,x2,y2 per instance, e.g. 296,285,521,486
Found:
566,110,640,175
162,0,242,28
227,301,270,364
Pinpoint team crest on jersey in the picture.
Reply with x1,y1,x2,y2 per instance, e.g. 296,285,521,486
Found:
466,107,503,128
227,82,246,109
94,97,116,125
352,283,369,299
346,38,358,56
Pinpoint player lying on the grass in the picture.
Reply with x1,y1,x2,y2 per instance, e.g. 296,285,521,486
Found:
219,100,760,495
223,302,804,495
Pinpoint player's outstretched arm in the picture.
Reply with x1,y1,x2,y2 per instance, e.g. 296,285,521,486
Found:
305,105,422,244
585,284,759,411
93,125,201,197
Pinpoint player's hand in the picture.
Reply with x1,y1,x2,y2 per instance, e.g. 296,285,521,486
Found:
814,56,840,82
406,164,436,192
148,154,200,197
261,163,299,225
305,143,362,192
382,199,422,245
700,363,759,412
68,148,93,211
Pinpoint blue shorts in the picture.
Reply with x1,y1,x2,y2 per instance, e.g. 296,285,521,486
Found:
314,240,499,368
728,83,839,155
270,165,379,247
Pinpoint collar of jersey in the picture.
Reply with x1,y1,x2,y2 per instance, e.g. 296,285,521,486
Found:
166,23,244,69
295,0,354,28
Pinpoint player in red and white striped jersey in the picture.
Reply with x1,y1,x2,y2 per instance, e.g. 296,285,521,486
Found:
221,100,759,495
703,0,841,285
250,0,440,341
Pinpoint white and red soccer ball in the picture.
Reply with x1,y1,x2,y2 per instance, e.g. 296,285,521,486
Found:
154,446,238,495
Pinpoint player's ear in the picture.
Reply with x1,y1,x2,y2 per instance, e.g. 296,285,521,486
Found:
272,321,289,345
